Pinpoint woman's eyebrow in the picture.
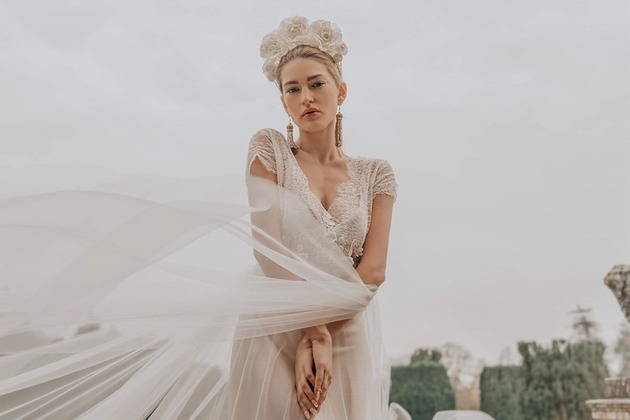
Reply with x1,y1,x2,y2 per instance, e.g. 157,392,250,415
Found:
283,74,324,87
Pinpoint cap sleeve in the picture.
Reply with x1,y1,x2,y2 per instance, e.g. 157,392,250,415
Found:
246,129,278,175
372,159,398,201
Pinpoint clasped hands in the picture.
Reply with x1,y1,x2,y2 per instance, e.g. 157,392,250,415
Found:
295,325,332,419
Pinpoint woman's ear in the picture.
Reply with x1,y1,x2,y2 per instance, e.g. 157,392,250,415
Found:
337,82,348,106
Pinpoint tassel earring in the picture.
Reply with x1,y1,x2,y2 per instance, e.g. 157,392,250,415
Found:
287,117,298,149
335,107,343,148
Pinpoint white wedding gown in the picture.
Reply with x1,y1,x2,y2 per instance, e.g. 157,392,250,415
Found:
0,129,408,419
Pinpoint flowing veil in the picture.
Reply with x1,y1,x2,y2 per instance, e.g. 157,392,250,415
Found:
0,175,402,419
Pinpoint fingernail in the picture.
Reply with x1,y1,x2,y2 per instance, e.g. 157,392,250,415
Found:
311,399,319,408
316,391,321,400
310,407,318,416
304,411,311,419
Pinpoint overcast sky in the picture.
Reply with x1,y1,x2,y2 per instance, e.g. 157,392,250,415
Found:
1,0,628,365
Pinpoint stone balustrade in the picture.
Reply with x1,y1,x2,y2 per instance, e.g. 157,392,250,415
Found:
586,378,630,419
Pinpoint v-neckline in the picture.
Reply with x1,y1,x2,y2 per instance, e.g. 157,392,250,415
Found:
290,150,353,215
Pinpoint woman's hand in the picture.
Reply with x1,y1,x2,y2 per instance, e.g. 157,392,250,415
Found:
303,326,333,406
295,336,319,419
295,325,333,418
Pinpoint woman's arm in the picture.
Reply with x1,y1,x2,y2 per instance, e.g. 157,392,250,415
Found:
355,193,395,287
251,151,396,414
248,157,303,280
249,155,277,182
314,192,395,336
250,156,322,417
298,192,395,415
248,156,280,275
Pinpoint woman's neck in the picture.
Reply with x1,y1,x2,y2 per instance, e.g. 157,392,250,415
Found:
296,125,344,163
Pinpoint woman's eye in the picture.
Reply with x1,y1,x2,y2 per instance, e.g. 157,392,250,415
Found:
312,81,324,88
286,87,299,93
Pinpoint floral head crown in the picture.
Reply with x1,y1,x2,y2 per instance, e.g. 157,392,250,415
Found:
260,16,348,82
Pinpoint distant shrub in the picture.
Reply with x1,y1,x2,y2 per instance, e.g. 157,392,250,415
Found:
390,361,455,420
480,366,524,420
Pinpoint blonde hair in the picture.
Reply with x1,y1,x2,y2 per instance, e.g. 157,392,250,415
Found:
276,45,343,91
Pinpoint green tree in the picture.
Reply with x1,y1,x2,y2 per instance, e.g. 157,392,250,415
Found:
518,340,608,420
570,306,598,342
480,308,608,420
410,347,443,364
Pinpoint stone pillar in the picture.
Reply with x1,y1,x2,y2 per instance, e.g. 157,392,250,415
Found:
586,265,630,419
604,265,630,321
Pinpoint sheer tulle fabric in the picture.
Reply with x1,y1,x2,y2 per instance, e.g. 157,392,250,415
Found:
0,177,404,419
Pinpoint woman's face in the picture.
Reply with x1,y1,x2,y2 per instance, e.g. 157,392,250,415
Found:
279,58,346,136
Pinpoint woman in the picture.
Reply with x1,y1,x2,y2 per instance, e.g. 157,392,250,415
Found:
228,16,402,420
0,17,408,420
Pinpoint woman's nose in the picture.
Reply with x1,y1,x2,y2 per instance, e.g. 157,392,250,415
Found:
301,90,314,105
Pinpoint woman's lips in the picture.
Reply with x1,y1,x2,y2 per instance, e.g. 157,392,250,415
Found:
302,108,320,117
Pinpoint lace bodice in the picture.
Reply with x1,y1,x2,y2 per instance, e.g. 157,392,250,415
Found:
247,128,397,266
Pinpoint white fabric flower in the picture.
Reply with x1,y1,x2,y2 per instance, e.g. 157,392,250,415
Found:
260,16,348,82
262,60,278,82
259,30,288,60
310,20,346,62
278,16,309,38
310,20,336,44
